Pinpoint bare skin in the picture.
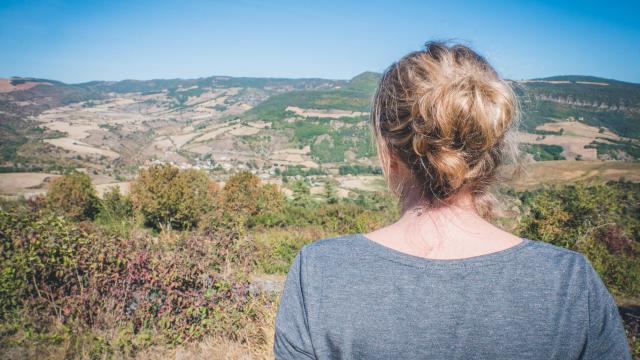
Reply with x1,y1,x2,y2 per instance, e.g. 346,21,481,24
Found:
364,152,523,260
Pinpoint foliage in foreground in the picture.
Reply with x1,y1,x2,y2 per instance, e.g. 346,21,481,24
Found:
0,168,398,358
0,200,269,358
1,168,639,358
130,164,220,230
518,180,640,356
46,171,100,221
518,180,640,298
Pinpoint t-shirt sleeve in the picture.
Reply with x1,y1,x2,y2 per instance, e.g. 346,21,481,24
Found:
274,249,316,359
581,257,631,359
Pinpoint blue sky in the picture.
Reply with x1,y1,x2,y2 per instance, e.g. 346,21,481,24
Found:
1,0,638,83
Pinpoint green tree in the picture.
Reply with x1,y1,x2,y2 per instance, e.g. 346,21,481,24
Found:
46,171,99,220
220,171,284,218
518,181,640,297
324,180,339,204
98,186,133,222
291,179,313,207
257,183,286,213
220,171,263,217
130,164,218,230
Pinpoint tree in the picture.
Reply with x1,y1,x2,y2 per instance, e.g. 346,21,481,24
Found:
130,164,218,230
99,186,133,221
219,171,285,218
291,179,313,207
324,180,339,204
220,171,263,216
257,183,285,213
47,171,99,220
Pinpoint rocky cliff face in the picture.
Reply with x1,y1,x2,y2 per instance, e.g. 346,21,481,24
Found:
533,93,637,112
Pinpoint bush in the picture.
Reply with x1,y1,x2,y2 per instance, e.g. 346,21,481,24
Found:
96,186,134,236
518,180,640,297
130,164,219,230
219,171,284,220
46,171,99,220
0,205,266,356
99,186,133,221
290,179,313,208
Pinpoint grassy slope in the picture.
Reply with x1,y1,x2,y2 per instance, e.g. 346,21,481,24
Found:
249,73,640,163
517,76,640,138
252,73,640,138
2,73,640,169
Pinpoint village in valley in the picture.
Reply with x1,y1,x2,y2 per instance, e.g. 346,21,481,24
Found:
1,73,639,203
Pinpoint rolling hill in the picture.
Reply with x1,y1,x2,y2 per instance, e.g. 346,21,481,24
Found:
0,72,639,198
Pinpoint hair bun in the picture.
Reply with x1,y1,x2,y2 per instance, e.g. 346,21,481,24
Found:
371,41,518,213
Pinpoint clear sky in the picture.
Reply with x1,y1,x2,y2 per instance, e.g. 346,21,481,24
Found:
1,0,639,83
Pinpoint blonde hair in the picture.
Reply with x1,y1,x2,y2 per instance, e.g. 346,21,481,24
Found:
371,41,520,217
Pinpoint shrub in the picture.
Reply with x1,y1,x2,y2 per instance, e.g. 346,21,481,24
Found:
130,164,219,230
324,180,339,204
518,180,640,297
99,186,133,221
258,183,285,212
0,205,266,356
96,186,134,236
0,207,89,319
290,179,313,208
46,171,99,220
219,171,284,221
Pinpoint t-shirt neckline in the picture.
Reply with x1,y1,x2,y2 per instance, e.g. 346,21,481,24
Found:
353,233,534,268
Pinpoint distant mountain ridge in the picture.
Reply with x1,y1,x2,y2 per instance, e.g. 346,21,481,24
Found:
5,73,638,93
531,75,639,85
1,72,639,175
3,72,639,130
4,72,639,110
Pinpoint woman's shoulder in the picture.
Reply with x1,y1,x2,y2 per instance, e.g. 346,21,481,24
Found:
299,233,363,259
508,238,599,288
523,238,590,265
294,234,594,277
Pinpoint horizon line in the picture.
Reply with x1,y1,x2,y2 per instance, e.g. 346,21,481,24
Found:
2,72,639,86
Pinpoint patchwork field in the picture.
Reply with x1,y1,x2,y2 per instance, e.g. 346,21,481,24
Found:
504,160,640,190
517,120,629,161
0,172,132,199
285,106,369,118
1,73,639,200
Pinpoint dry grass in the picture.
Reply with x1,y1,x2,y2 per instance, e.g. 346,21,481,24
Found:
1,298,279,360
44,138,120,158
503,160,640,191
0,172,59,194
337,175,386,192
136,300,278,360
95,182,131,197
285,106,368,119
270,146,318,168
0,78,53,93
41,121,99,139
517,120,626,161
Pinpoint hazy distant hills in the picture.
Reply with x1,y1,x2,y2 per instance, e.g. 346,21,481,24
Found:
0,72,639,188
514,75,640,138
3,72,639,134
246,72,640,135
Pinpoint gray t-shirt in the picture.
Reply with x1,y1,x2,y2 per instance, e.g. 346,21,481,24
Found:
274,233,631,359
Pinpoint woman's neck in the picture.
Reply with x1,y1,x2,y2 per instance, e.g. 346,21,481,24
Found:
365,191,522,259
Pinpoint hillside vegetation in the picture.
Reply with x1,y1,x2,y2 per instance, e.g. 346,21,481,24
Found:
1,72,639,357
0,167,639,358
1,72,639,191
